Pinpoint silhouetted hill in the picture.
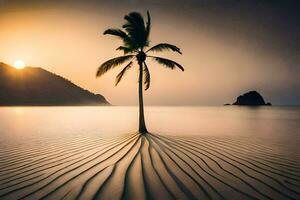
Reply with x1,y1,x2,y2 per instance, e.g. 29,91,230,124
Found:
0,62,109,106
232,90,272,106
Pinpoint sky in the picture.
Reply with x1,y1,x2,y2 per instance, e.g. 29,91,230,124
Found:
0,0,299,105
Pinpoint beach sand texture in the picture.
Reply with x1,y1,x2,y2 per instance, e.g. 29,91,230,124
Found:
0,132,299,200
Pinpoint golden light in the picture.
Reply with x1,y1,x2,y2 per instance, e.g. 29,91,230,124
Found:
14,60,26,69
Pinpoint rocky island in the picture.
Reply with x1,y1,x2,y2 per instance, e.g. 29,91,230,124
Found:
232,90,272,106
224,90,272,106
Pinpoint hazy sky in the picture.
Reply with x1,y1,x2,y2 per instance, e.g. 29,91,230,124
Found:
0,0,299,105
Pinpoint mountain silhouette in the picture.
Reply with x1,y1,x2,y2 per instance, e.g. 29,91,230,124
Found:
0,62,109,106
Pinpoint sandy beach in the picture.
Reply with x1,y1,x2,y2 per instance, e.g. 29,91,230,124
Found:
0,106,299,200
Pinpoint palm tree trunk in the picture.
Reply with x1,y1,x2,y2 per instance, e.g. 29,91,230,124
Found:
138,62,148,134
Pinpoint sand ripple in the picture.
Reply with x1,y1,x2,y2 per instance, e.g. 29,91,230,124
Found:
0,133,299,200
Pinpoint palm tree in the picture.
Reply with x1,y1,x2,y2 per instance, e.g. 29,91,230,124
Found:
96,11,184,134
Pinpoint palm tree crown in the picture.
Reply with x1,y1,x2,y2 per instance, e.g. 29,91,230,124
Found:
97,11,184,90
97,11,184,133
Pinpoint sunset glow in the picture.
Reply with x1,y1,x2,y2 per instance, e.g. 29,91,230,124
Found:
0,1,299,105
14,60,25,69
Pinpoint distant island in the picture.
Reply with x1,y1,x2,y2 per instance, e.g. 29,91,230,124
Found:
225,90,272,106
0,62,109,106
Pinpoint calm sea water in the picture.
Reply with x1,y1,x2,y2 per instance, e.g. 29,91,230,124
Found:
0,106,299,142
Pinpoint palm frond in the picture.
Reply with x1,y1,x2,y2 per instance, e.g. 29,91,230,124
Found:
143,62,150,90
115,61,133,86
149,56,184,71
146,43,182,54
145,11,151,42
116,46,134,54
97,55,134,77
103,29,129,41
123,12,148,48
123,12,145,31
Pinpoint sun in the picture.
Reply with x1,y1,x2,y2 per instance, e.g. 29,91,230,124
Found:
14,60,26,69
